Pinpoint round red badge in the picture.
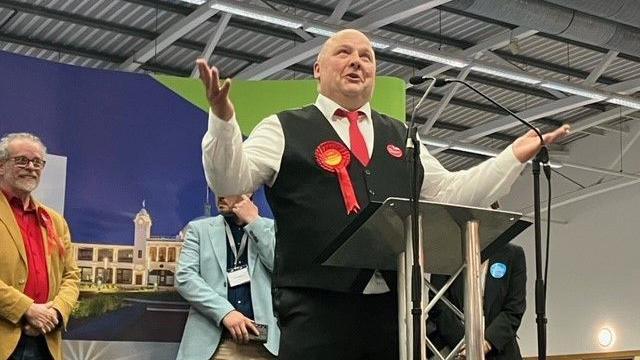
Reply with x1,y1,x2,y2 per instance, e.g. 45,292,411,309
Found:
386,144,403,158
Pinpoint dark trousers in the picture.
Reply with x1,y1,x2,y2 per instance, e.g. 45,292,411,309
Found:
274,287,399,360
9,334,53,360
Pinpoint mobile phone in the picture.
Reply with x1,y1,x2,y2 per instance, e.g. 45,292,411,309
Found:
248,323,268,343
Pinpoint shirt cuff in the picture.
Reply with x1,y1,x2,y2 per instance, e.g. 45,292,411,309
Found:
243,218,265,241
208,109,238,137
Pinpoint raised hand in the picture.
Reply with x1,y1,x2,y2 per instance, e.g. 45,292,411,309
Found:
512,124,571,163
232,195,259,225
221,310,260,344
196,58,234,121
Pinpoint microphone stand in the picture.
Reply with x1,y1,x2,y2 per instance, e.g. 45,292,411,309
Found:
405,77,436,360
438,78,550,360
533,147,550,359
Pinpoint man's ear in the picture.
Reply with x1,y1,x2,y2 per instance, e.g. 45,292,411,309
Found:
313,62,321,80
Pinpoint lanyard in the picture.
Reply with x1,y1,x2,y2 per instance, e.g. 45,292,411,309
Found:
224,222,248,267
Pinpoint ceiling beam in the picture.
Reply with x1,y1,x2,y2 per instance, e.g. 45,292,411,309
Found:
585,50,619,84
412,26,538,79
436,76,640,147
190,12,231,77
420,64,474,135
327,0,353,23
119,4,218,71
412,115,516,142
235,0,453,79
0,32,186,75
571,107,639,133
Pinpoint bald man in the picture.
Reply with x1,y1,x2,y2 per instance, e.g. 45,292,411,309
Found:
196,29,569,359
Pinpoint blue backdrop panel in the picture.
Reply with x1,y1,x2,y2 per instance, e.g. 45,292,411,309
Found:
1,50,228,244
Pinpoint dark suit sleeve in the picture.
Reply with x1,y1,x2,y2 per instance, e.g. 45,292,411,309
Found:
429,274,465,349
485,246,527,353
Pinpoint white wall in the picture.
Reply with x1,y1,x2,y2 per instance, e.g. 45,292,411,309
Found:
500,121,640,356
34,153,67,214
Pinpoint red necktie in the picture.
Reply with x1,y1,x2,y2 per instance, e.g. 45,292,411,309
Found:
335,109,370,166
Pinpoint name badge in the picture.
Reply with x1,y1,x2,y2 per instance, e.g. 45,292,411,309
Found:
227,265,250,287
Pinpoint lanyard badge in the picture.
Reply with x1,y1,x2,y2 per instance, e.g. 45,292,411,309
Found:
225,223,250,287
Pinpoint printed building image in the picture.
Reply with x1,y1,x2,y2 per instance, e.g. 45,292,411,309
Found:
71,206,186,288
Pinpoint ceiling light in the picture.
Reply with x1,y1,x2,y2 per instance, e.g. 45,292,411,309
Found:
305,26,389,49
180,0,207,4
422,137,451,149
597,327,615,348
541,82,607,101
471,65,541,85
305,26,336,37
606,96,640,110
392,46,467,68
370,40,390,49
210,2,303,29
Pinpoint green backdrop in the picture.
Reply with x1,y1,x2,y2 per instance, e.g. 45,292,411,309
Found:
154,75,406,135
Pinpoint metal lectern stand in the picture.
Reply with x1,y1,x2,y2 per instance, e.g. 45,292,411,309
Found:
318,198,531,360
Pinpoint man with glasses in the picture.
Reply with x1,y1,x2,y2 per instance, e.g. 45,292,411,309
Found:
0,132,79,360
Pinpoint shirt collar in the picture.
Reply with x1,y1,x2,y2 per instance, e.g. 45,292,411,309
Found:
314,93,372,123
1,189,37,212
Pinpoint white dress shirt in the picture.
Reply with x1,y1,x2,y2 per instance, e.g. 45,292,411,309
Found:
202,93,526,293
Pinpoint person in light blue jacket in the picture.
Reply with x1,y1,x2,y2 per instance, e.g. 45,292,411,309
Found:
175,194,279,360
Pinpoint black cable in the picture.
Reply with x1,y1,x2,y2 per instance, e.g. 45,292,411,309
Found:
439,79,545,145
552,168,585,189
543,168,551,293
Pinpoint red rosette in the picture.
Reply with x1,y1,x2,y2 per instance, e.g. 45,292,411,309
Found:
315,141,361,215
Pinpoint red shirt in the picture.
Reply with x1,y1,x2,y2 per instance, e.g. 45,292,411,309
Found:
2,191,50,303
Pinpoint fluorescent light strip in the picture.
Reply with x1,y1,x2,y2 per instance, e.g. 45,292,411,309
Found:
606,97,640,110
370,40,390,49
305,26,336,37
392,46,467,68
541,82,607,101
180,0,207,4
471,65,541,85
306,26,389,49
210,3,303,29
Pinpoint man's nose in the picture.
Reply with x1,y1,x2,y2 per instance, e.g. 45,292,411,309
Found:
348,53,361,68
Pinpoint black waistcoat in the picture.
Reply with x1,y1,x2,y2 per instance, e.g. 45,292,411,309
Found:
266,105,422,292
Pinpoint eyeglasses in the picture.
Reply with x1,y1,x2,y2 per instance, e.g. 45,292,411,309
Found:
9,156,46,169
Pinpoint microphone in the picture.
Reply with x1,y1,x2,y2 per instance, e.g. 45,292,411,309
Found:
409,75,435,85
433,78,450,87
410,76,450,87
405,76,436,149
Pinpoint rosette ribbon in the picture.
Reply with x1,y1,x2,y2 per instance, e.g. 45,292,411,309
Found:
315,141,361,215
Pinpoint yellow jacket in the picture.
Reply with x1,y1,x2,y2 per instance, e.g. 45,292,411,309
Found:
0,194,80,360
